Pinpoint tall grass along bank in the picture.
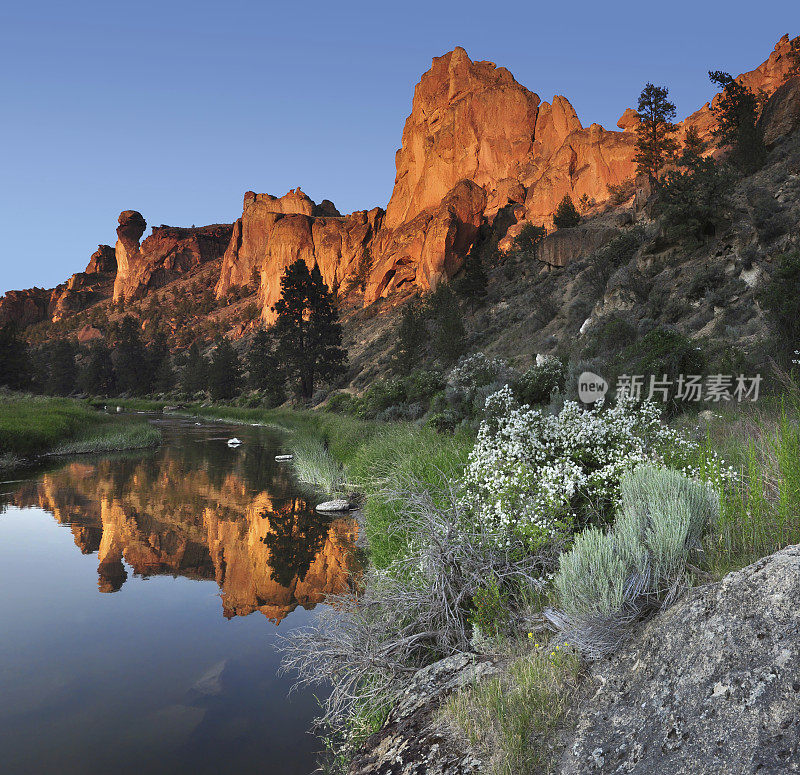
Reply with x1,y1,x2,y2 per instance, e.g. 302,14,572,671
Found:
0,394,161,470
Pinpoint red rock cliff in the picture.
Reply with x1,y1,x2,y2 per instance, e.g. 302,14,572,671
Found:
113,212,232,302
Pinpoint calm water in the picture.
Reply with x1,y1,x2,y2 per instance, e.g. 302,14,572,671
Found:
0,417,359,775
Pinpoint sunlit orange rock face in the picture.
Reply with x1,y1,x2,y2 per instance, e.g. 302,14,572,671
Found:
6,37,796,331
0,287,52,327
15,459,358,624
680,34,798,145
113,211,232,302
216,189,383,324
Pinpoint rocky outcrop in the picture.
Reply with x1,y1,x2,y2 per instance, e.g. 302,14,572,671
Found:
760,76,800,147
0,287,51,327
681,34,799,146
383,48,636,233
49,246,119,321
367,179,487,302
112,210,147,301
217,190,384,324
558,545,800,775
6,37,799,333
384,47,540,230
500,223,622,267
348,653,498,775
113,216,232,302
86,244,116,274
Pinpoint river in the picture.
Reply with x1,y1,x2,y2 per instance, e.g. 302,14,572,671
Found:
0,416,359,775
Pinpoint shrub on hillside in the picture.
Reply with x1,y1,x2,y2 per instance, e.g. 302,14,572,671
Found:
607,178,637,206
758,250,800,361
513,223,547,256
511,356,566,406
546,465,719,657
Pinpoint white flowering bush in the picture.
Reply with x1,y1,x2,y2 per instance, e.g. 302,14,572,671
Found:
462,387,728,549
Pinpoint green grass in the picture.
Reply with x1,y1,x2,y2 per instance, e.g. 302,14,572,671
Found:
443,642,581,775
696,405,800,576
0,393,161,465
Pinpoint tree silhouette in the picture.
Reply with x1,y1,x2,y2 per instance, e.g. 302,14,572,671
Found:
272,260,346,400
634,83,678,186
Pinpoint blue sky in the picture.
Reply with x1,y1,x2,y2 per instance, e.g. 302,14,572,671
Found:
0,0,796,294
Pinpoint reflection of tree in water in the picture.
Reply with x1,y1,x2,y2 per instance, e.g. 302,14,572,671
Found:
260,503,332,587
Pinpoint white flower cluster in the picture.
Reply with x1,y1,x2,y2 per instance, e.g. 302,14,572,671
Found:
462,388,727,548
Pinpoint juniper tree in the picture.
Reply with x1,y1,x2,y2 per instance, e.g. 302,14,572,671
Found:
513,222,547,257
0,323,31,390
430,284,466,365
634,83,678,186
394,296,427,371
272,259,346,400
207,336,243,400
247,327,286,406
45,339,78,396
78,341,116,396
457,248,488,309
553,195,580,229
679,126,706,169
708,70,766,172
180,341,209,395
111,316,149,395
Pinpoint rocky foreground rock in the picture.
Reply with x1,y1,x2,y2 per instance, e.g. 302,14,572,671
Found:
559,545,800,775
349,546,800,774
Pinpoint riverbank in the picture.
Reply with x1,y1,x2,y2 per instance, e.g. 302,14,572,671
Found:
0,394,161,472
79,394,800,773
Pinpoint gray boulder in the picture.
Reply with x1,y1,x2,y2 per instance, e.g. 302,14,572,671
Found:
558,545,800,774
348,653,498,775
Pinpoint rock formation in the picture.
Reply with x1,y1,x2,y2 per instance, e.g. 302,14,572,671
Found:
558,545,800,774
113,213,232,302
3,35,798,334
760,76,800,147
348,653,498,775
681,34,798,146
216,189,384,324
0,287,51,327
112,209,147,301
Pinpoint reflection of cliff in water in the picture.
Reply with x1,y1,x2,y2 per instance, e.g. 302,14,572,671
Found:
8,440,359,624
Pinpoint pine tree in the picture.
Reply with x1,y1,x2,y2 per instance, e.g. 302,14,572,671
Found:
181,341,209,395
112,316,149,395
46,339,78,396
634,83,678,186
553,195,581,229
457,248,488,309
207,337,243,400
430,284,466,365
393,296,428,371
247,327,286,406
147,329,173,392
679,126,706,169
272,260,346,400
708,70,766,173
0,323,31,390
78,341,116,395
